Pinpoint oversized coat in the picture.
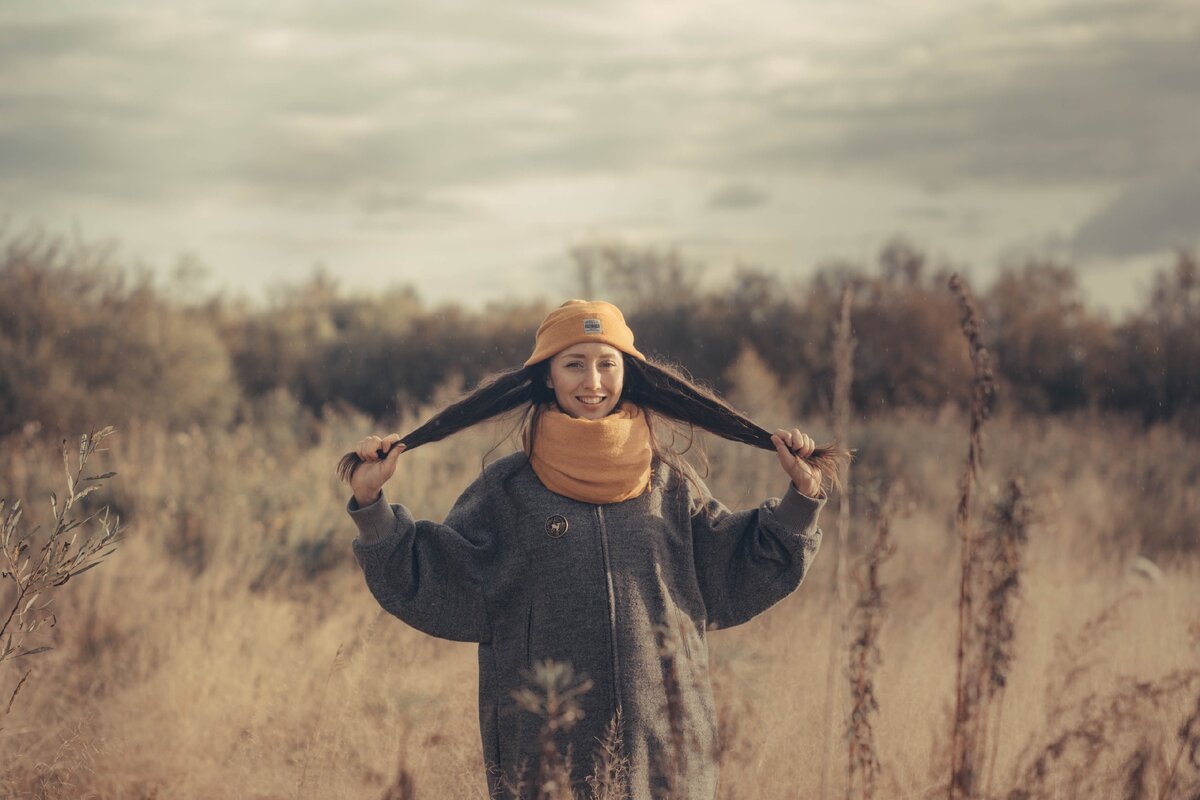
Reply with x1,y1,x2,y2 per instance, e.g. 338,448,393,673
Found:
347,451,825,799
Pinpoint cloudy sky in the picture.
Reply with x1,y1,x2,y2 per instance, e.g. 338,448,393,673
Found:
1,0,1197,314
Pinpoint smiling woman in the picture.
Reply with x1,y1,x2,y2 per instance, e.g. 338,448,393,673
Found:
545,343,626,419
334,299,849,798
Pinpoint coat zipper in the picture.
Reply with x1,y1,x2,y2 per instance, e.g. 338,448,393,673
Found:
596,506,623,716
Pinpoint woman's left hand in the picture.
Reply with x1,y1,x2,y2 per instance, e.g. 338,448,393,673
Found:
771,428,824,498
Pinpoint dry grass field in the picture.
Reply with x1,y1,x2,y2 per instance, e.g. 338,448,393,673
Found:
2,383,1198,799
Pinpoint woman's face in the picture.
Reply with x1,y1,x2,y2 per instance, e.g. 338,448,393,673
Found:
546,343,625,419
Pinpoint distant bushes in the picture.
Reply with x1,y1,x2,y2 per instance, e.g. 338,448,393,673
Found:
221,289,541,420
0,230,239,437
1,225,1197,437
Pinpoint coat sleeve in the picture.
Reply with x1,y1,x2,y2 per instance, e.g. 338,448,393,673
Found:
689,477,826,630
347,476,496,643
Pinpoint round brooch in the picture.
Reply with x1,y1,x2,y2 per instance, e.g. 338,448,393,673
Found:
545,514,569,538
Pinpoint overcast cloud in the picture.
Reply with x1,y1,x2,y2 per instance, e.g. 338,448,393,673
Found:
1,0,1197,311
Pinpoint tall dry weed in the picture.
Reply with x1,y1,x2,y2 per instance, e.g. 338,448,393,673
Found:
847,488,896,800
993,572,1200,798
821,282,857,798
979,478,1035,796
1,427,123,717
947,273,996,800
1005,670,1200,799
585,709,629,800
509,659,593,800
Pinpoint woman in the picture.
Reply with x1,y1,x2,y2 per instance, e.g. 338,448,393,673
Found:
337,300,844,799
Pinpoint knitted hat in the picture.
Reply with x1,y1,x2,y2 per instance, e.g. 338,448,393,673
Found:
524,300,646,367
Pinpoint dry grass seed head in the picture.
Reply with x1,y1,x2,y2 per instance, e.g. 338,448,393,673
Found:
585,709,630,800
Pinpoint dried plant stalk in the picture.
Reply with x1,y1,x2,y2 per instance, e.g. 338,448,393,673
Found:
847,489,895,800
830,282,857,496
979,479,1032,701
980,478,1034,796
501,761,532,800
947,273,996,800
1005,670,1200,800
1,427,124,694
822,281,857,799
511,659,593,800
586,708,630,800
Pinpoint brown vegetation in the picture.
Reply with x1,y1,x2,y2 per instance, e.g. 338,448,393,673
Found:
1,225,1199,798
0,405,1197,797
2,428,123,713
5,227,1200,459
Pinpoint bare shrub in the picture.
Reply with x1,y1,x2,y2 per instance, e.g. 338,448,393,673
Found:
1,427,123,716
995,589,1200,798
0,229,238,436
1005,671,1200,799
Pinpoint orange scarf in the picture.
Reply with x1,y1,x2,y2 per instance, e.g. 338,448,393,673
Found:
527,402,653,504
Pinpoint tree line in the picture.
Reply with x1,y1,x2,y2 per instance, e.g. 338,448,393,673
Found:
1,228,1196,439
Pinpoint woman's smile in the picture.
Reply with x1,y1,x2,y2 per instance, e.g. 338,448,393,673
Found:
546,342,625,419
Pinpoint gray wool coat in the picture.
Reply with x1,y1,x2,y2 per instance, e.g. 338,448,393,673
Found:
347,451,825,799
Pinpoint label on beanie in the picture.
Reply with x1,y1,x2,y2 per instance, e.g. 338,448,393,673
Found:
583,318,603,334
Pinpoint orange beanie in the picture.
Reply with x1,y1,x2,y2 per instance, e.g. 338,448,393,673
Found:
524,300,646,367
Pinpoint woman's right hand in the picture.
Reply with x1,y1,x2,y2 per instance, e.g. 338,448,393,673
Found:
349,433,405,506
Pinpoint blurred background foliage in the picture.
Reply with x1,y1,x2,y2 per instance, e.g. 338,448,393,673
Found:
3,226,1199,798
2,225,1198,441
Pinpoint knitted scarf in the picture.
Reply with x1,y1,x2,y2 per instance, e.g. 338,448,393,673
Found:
527,401,653,504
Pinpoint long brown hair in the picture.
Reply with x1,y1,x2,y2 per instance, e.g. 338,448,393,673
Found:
335,354,850,494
